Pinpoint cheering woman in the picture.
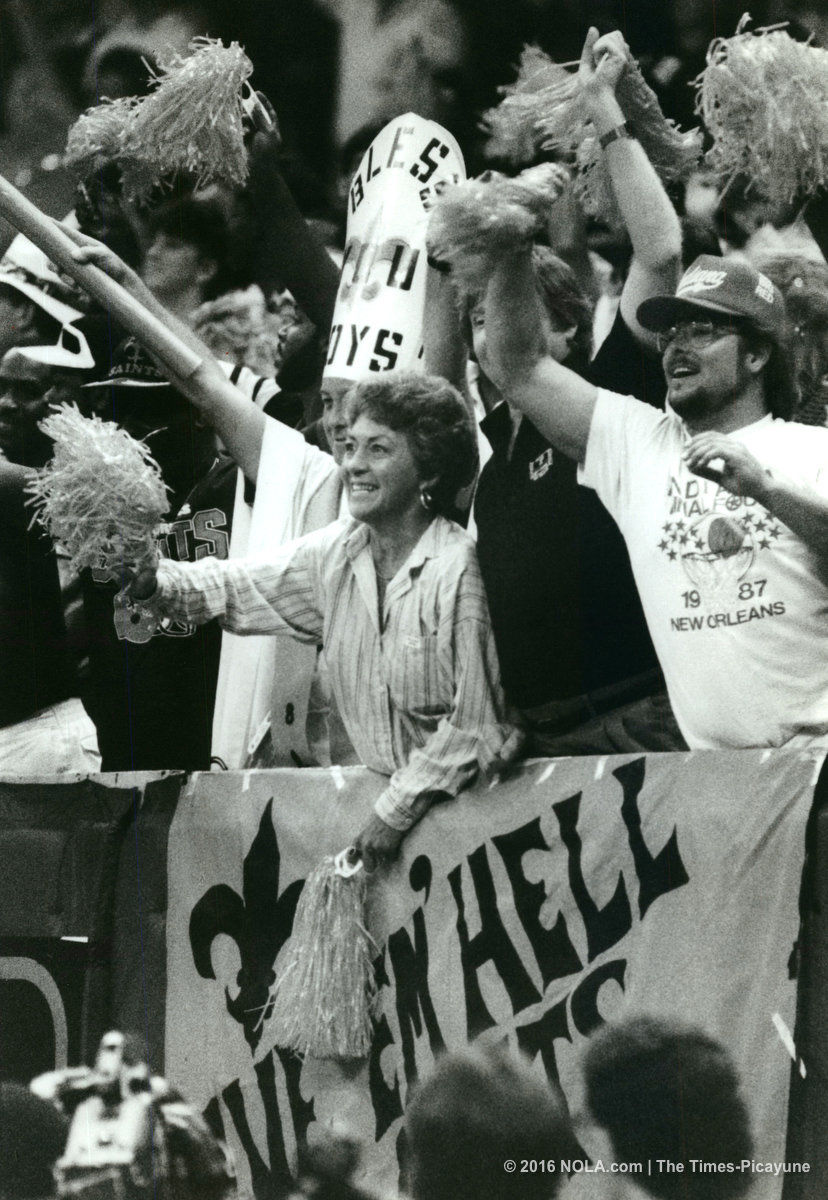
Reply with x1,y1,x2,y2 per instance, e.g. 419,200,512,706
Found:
132,370,513,869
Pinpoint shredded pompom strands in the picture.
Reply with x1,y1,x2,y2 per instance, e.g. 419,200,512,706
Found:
695,18,828,208
121,37,253,196
63,39,254,195
482,46,701,219
265,858,377,1060
427,163,570,295
64,97,142,177
482,46,580,165
614,64,702,187
26,404,168,576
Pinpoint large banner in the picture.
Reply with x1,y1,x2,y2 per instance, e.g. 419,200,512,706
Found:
164,752,819,1200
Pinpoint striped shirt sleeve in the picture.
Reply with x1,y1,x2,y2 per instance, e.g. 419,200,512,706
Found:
153,543,325,643
226,362,281,410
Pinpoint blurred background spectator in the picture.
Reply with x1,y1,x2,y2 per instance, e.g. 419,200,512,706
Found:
580,1015,755,1199
403,1045,575,1200
0,1083,68,1200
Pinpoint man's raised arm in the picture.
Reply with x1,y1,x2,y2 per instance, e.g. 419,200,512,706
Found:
64,228,267,484
579,28,683,346
484,245,598,462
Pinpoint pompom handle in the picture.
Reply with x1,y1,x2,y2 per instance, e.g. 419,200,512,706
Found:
334,847,364,878
113,589,159,644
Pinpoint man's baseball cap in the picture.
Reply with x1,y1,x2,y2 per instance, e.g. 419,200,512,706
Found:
637,254,787,342
83,337,168,389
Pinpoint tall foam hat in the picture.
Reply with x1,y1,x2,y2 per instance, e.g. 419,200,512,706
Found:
324,113,465,382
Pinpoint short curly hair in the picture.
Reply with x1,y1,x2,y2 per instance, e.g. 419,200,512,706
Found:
346,372,478,516
584,1016,753,1200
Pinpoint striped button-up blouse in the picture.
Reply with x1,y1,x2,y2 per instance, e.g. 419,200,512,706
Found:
153,515,512,830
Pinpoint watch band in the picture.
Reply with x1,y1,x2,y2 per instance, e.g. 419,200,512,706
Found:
598,121,633,150
426,254,451,275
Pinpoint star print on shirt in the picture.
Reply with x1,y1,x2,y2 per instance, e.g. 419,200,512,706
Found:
656,506,784,564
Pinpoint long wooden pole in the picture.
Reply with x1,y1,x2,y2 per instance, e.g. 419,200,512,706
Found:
0,173,203,378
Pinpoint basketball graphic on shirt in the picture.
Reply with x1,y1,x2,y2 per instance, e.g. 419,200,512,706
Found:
659,500,787,606
666,512,755,600
707,516,745,558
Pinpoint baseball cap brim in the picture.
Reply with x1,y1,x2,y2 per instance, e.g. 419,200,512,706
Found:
82,376,169,389
637,294,751,333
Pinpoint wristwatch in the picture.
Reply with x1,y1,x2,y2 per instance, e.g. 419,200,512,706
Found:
598,121,633,150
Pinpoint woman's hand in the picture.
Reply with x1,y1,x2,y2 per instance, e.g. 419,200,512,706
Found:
351,814,406,874
129,563,160,602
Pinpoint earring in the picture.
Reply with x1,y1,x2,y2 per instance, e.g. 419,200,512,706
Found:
419,487,432,511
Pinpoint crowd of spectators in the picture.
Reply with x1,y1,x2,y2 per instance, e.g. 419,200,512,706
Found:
0,7,821,1199
0,9,825,854
1,1,827,235
0,1017,756,1200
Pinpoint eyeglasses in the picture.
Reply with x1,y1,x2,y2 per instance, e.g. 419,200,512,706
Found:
656,320,742,354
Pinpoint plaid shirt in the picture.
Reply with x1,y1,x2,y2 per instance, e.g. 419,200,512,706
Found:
154,515,512,829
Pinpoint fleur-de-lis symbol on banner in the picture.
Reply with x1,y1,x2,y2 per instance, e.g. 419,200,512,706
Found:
188,800,303,1053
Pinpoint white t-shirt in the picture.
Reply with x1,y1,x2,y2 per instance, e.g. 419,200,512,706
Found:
580,390,828,749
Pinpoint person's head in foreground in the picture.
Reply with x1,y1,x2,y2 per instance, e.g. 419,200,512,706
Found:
637,254,798,429
0,1082,68,1200
404,1045,573,1200
582,1016,754,1200
342,372,477,532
